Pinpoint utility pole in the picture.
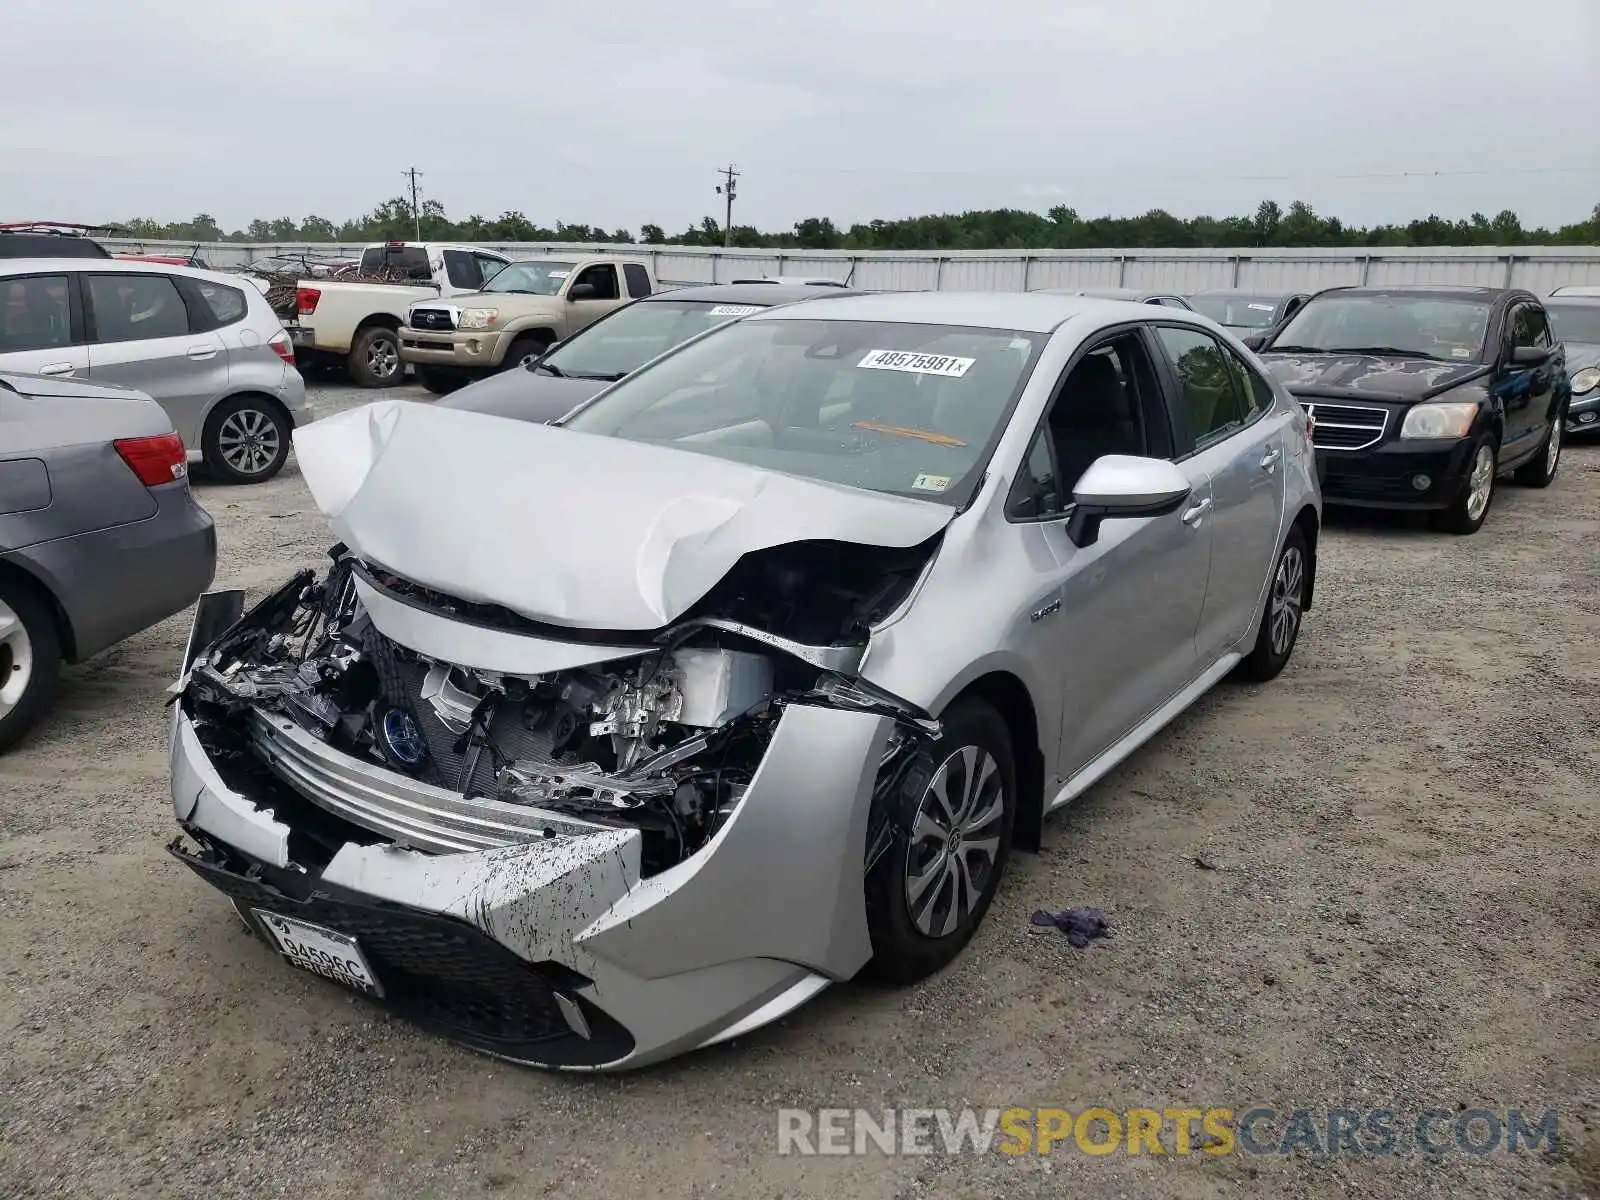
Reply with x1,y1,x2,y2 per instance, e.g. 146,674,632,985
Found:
714,164,739,248
403,166,424,240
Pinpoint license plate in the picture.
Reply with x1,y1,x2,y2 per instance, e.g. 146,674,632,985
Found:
253,910,383,997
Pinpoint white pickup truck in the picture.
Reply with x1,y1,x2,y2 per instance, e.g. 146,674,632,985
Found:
280,242,513,386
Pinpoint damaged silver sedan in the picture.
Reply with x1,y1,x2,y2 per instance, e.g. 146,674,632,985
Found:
169,292,1321,1070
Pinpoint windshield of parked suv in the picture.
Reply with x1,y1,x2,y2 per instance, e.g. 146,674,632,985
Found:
562,318,1047,504
1547,304,1600,346
1268,294,1493,361
542,299,770,380
482,260,576,296
1189,295,1281,327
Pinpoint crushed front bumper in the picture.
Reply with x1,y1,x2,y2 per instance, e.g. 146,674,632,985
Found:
168,594,892,1070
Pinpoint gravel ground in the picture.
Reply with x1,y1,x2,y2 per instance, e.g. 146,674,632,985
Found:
1,381,1597,1200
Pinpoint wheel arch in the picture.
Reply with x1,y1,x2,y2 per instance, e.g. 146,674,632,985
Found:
354,312,403,334
1290,503,1319,611
0,558,75,663
945,670,1046,854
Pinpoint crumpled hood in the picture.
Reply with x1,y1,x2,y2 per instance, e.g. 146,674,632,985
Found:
434,368,606,424
1260,353,1490,403
292,400,955,631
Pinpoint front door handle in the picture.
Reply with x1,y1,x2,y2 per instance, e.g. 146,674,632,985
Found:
1181,497,1213,526
186,345,218,361
1259,447,1282,473
37,362,76,376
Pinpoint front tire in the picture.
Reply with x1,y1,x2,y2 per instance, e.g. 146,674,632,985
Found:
415,367,463,396
347,325,404,388
1235,525,1308,683
202,396,292,484
501,333,552,372
863,698,1015,984
1432,435,1497,535
0,580,62,753
1513,407,1563,488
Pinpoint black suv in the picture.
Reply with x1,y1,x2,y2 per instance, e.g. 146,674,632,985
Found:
1253,285,1567,534
0,231,111,260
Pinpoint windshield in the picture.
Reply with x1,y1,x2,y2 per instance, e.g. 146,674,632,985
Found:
1547,304,1600,347
482,260,576,296
1268,294,1492,361
1190,295,1281,327
544,299,769,379
562,318,1047,505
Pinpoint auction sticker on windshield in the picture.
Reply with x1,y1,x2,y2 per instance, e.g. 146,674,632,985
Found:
709,304,762,317
858,349,975,377
254,910,384,997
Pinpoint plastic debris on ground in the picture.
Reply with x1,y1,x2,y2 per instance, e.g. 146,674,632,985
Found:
1029,906,1113,949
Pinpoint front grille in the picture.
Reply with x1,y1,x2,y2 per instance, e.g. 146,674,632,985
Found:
1302,401,1388,451
171,840,635,1066
410,308,454,332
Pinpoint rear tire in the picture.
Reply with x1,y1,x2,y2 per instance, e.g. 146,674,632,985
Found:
202,395,292,484
1234,525,1308,683
416,367,463,396
1431,435,1497,535
0,579,62,754
347,325,404,388
1513,407,1563,488
501,334,552,372
863,698,1015,984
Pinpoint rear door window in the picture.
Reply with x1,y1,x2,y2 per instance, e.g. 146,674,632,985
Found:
0,274,74,352
623,263,652,298
1154,325,1251,450
85,273,190,343
194,280,248,327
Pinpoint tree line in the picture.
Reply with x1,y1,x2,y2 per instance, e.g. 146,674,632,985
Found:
117,196,1600,250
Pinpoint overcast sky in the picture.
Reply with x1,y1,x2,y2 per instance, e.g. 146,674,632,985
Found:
3,0,1597,235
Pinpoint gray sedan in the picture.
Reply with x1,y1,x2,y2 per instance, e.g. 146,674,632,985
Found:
0,259,311,483
169,292,1320,1070
1546,296,1600,434
437,283,860,424
0,369,216,749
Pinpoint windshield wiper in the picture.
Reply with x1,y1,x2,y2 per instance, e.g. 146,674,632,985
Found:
530,360,564,376
1328,346,1445,361
1268,345,1333,354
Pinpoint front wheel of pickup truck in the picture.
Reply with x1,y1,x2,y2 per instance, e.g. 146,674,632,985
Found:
502,333,554,372
348,325,404,388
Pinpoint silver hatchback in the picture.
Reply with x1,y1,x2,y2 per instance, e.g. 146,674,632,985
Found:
0,259,311,482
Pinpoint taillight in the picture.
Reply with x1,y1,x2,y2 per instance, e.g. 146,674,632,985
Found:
269,329,295,366
296,286,321,316
115,433,187,487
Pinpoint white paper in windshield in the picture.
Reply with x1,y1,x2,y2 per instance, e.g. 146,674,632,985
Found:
709,304,762,317
548,270,570,279
858,349,975,378
1247,303,1275,312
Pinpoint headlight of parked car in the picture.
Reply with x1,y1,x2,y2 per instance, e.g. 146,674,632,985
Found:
1571,366,1600,396
459,308,500,330
1400,401,1479,440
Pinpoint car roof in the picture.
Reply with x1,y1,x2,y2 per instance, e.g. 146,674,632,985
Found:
0,257,255,289
750,289,1175,333
1316,283,1510,299
1037,287,1181,301
648,283,862,306
0,233,111,260
1189,288,1301,299
1546,294,1600,307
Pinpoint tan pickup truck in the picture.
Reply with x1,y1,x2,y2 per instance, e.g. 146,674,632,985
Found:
398,255,655,393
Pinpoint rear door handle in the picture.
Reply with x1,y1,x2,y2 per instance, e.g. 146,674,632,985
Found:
1260,447,1282,472
37,362,76,376
1181,497,1213,526
186,345,218,361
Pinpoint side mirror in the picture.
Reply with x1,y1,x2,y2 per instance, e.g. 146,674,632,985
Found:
1510,345,1548,366
1241,332,1269,352
567,283,598,301
1066,455,1193,549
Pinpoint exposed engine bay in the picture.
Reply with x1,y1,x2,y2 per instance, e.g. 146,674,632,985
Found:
177,542,941,876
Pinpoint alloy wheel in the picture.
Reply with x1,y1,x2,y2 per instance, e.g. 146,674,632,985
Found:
1465,443,1496,521
1269,545,1305,657
217,408,282,477
0,598,34,721
368,336,400,379
903,745,1006,938
1546,419,1561,476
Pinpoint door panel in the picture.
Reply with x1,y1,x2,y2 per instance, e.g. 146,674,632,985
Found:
1051,482,1214,778
82,273,229,446
565,264,627,332
0,272,86,378
1151,325,1287,661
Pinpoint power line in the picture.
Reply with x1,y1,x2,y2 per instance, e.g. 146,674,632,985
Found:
403,166,424,240
714,164,740,247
